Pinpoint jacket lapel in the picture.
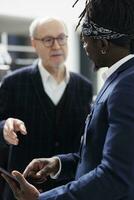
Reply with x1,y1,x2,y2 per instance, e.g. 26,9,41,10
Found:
82,57,134,146
95,57,134,104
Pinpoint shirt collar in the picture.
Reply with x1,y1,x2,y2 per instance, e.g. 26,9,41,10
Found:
38,59,70,84
102,54,134,81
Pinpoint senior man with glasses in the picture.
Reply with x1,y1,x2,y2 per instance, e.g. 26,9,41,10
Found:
34,34,68,47
0,17,92,200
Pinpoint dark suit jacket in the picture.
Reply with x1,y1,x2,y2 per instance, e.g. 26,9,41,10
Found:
0,62,92,200
39,57,134,200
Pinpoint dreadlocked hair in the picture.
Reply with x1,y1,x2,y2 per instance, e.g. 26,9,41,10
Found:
74,0,134,52
80,0,134,34
74,0,134,34
73,0,91,30
90,0,134,52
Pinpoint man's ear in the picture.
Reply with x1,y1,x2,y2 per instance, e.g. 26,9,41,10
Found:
97,39,109,55
31,38,36,48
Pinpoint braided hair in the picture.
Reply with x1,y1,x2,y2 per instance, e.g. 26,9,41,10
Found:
73,0,134,52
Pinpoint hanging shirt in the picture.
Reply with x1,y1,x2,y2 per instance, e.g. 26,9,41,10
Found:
38,59,70,105
102,54,134,81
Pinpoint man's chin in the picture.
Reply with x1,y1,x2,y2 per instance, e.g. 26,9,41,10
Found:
52,62,64,69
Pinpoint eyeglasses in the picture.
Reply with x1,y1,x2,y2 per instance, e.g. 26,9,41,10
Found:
34,34,68,47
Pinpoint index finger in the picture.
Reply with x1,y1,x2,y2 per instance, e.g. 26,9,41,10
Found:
23,162,36,178
14,120,27,135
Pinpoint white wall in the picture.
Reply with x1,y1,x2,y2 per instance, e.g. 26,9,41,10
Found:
0,0,84,22
0,0,85,73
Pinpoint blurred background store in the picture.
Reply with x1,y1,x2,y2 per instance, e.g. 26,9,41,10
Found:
0,0,107,96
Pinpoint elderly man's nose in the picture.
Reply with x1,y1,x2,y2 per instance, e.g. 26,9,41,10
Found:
52,39,60,48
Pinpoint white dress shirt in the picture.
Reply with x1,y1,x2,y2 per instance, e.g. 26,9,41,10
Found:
102,54,134,81
38,60,70,105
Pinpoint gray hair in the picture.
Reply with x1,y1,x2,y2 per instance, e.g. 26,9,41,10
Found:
29,18,40,38
29,17,68,38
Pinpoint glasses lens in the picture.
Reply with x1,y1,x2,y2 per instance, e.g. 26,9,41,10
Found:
43,37,53,47
42,35,68,47
57,35,67,45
